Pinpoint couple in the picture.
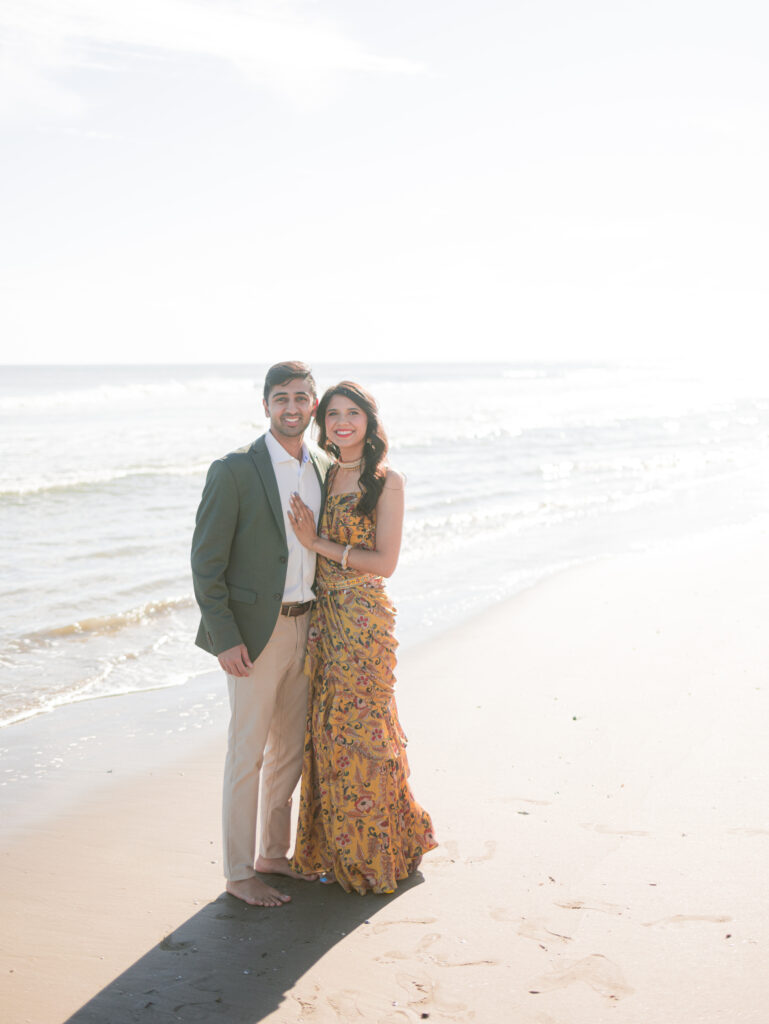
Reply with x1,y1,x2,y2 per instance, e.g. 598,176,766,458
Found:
191,361,436,906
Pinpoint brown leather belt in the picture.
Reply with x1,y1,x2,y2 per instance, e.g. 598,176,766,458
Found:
280,600,314,618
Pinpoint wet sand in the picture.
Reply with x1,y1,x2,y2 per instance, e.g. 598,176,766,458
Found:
2,521,768,1023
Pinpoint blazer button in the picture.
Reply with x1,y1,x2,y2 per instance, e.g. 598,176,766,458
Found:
279,555,287,563
273,593,281,600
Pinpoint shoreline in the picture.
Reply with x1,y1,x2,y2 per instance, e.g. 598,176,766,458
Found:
3,507,761,736
2,517,769,1022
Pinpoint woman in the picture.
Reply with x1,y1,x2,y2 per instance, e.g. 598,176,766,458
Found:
287,381,437,894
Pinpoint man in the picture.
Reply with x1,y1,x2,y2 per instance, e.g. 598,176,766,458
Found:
191,361,332,907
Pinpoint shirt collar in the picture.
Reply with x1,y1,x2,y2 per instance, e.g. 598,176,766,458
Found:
265,429,309,465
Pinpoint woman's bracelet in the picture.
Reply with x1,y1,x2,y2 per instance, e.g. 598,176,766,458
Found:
341,543,352,569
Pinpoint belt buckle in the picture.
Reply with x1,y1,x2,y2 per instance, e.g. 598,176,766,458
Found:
282,601,310,618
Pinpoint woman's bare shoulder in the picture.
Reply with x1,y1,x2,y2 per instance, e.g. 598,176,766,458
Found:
382,467,406,490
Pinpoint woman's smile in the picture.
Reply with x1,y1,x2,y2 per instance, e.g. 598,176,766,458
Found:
325,396,367,455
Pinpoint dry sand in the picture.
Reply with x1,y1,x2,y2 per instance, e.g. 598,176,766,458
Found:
2,521,768,1023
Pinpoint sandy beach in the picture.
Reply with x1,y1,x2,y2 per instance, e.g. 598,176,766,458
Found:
2,520,768,1023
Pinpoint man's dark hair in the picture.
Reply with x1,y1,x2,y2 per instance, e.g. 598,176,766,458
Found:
263,361,317,402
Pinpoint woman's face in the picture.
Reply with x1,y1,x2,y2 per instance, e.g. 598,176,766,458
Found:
324,393,368,455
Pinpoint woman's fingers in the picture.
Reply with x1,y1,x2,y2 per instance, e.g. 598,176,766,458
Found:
290,492,310,515
289,494,315,531
288,500,316,548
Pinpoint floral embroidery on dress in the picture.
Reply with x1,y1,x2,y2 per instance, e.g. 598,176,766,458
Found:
291,491,437,894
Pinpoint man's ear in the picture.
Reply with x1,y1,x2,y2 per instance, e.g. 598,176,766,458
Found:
263,398,270,417
311,399,319,418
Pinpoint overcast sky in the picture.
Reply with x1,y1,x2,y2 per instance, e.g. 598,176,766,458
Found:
1,0,767,366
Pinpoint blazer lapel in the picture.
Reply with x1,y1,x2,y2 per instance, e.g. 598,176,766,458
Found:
249,436,287,543
308,447,329,505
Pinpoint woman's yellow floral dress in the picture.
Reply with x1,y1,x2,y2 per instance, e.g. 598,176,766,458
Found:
291,489,437,894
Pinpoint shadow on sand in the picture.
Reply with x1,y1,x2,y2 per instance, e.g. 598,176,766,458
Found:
64,872,423,1023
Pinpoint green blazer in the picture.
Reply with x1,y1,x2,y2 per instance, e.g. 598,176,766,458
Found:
191,434,332,661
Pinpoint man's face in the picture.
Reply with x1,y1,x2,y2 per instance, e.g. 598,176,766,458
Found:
263,377,317,441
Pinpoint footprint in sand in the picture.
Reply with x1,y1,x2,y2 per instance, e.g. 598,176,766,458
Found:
531,953,634,1001
329,980,471,1023
555,899,624,915
428,838,498,866
291,985,321,1018
379,932,442,962
428,838,460,865
371,916,438,935
517,918,573,946
396,970,433,1006
580,823,649,837
326,989,365,1020
490,906,516,923
395,970,469,1018
380,933,499,969
466,839,496,864
642,914,731,927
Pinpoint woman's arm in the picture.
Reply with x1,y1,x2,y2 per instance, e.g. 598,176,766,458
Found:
288,470,405,578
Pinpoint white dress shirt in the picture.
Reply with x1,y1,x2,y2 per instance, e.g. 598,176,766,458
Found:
264,430,322,602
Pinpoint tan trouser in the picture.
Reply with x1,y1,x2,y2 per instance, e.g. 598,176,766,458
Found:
222,611,311,881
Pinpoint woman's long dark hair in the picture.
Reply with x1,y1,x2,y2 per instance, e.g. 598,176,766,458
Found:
316,381,388,517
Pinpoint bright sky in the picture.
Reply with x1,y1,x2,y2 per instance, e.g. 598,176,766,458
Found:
1,1,767,366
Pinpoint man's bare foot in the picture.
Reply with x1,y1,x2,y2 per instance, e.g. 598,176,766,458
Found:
226,876,290,907
255,855,318,882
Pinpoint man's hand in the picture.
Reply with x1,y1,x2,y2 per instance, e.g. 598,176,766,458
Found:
218,644,253,677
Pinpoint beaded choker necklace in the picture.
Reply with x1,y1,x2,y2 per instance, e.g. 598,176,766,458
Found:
337,457,363,471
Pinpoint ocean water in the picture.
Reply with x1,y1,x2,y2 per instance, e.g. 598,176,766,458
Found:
1,361,768,727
